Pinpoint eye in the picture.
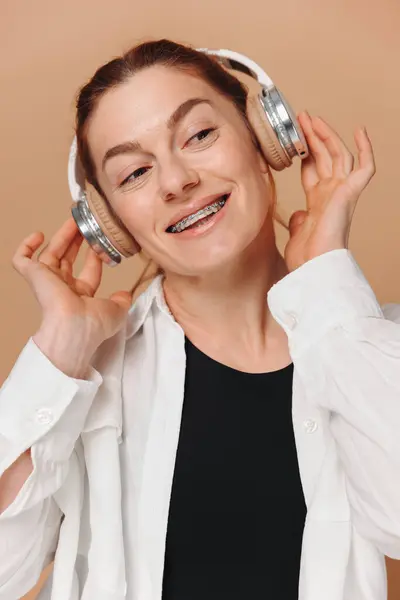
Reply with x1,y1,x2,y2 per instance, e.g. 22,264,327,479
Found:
186,128,217,146
120,166,150,186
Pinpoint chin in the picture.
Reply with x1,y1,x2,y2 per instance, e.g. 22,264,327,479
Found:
163,230,260,277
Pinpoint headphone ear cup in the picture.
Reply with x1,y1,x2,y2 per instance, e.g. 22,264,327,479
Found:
247,95,291,171
86,187,140,257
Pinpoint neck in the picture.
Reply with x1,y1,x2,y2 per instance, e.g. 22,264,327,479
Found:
162,220,289,361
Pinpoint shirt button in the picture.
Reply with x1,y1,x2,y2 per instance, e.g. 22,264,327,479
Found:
286,314,298,330
35,408,54,425
304,419,318,434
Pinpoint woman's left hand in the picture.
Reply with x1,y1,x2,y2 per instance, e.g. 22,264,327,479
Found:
283,112,376,272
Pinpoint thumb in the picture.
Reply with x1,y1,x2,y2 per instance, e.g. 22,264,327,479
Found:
109,290,134,311
288,210,308,236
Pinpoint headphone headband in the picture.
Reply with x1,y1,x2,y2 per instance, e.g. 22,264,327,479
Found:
68,136,85,203
197,48,274,89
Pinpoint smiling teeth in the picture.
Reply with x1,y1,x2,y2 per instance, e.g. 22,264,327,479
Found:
169,197,228,233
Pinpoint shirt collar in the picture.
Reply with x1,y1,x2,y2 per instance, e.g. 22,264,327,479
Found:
125,273,173,339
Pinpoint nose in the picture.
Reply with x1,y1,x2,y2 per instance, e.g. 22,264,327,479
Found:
158,154,199,202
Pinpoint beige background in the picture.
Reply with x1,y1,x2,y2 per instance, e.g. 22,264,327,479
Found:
1,0,399,598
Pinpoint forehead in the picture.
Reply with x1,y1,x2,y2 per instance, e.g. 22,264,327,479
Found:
86,65,226,156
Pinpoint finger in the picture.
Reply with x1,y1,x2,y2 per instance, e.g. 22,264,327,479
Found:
311,116,354,177
75,247,103,296
37,217,79,268
297,112,333,179
58,230,85,282
64,230,84,262
60,258,74,285
12,231,45,275
347,127,376,191
288,210,308,237
109,290,134,310
300,153,319,191
36,243,50,262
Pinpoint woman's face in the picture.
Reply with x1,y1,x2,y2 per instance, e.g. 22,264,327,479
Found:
87,65,274,275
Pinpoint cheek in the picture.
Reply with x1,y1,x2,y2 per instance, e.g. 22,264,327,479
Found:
214,131,264,190
214,134,253,176
114,197,157,244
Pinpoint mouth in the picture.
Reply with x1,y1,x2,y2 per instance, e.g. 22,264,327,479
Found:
166,194,230,234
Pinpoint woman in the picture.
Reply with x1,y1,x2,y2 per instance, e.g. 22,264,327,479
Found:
0,39,400,600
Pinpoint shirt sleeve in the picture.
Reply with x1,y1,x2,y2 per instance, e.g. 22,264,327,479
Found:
268,248,400,559
0,337,103,597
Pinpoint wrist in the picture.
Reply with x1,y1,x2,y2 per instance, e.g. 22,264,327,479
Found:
33,325,96,379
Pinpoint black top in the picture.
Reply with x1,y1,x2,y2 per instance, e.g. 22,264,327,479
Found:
162,337,306,600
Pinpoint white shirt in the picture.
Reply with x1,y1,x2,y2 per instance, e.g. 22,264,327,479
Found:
1,249,400,600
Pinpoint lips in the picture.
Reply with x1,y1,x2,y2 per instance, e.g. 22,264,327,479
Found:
165,193,231,233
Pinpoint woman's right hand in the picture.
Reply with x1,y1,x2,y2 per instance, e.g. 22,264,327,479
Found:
12,217,134,377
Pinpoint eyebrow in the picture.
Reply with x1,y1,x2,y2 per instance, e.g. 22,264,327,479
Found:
101,97,213,170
